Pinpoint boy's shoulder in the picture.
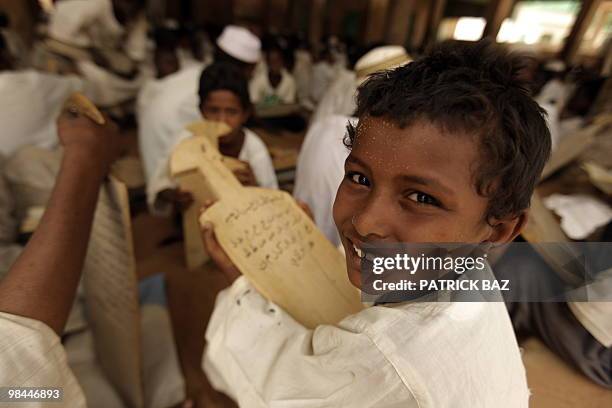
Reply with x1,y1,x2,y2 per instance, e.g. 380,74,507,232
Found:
342,301,529,407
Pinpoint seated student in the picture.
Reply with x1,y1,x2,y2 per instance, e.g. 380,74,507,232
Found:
43,0,148,107
249,43,296,106
200,41,552,406
139,25,262,214
151,62,278,214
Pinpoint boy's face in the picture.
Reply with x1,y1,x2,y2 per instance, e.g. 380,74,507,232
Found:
200,90,249,143
333,117,523,288
266,50,284,75
154,50,179,79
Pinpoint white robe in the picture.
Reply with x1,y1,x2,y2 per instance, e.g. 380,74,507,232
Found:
47,0,148,107
137,65,205,212
0,306,184,408
203,276,530,407
311,70,358,123
0,70,84,157
294,115,352,246
292,50,313,108
146,127,278,215
249,69,297,105
310,61,341,104
0,312,87,407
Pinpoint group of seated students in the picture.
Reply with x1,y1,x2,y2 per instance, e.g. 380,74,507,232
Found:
0,1,611,407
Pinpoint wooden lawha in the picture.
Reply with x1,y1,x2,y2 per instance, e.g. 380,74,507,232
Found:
172,121,248,269
170,120,363,328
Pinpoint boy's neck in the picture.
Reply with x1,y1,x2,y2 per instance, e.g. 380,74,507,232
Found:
219,129,246,158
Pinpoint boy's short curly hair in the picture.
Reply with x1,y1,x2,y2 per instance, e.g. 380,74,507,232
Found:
346,40,551,221
198,62,252,110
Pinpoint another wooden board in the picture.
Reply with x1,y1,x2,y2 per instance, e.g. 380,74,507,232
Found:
172,120,363,328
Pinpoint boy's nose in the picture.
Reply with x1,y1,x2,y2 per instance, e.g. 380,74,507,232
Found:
351,195,393,241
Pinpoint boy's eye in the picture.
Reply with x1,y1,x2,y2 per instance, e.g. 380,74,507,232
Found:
407,192,440,207
346,171,371,187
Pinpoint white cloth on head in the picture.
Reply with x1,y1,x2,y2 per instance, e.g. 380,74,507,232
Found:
0,312,87,407
311,70,357,123
294,115,351,246
249,68,297,105
216,25,261,64
203,276,529,407
146,126,278,215
0,70,84,156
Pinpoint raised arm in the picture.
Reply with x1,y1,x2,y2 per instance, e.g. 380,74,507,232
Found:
0,112,121,334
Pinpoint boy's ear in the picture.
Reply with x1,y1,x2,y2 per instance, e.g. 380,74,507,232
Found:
486,211,528,244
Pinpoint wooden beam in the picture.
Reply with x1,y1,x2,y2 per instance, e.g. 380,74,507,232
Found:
309,0,326,53
482,0,515,39
385,0,416,46
424,0,446,47
364,0,391,44
410,0,430,50
560,0,602,65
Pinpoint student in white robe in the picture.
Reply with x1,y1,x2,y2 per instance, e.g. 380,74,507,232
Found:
294,115,352,246
0,36,85,156
44,0,148,107
249,44,296,106
292,45,313,108
140,26,267,214
309,47,341,104
151,62,278,214
312,45,411,123
199,42,544,407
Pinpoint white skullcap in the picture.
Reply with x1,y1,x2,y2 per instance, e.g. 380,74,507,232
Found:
216,25,261,64
355,45,412,80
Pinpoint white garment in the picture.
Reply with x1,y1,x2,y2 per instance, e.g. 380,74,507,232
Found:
77,60,144,107
311,70,357,123
536,79,569,109
138,65,205,212
294,115,351,246
0,312,87,407
48,0,124,50
293,50,313,108
146,127,278,214
310,61,341,104
0,70,83,156
249,69,297,105
203,277,529,407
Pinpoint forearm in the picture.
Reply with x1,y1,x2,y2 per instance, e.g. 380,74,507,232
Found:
0,149,106,334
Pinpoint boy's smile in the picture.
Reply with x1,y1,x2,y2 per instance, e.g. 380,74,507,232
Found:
333,117,503,288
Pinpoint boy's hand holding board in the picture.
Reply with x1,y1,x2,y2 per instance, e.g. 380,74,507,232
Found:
171,120,363,328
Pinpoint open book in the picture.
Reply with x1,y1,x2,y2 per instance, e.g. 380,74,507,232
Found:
171,120,363,328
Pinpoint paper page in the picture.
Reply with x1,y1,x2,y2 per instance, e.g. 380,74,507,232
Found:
82,176,143,408
543,193,612,240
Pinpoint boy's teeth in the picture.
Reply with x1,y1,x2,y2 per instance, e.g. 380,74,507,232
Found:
353,244,364,258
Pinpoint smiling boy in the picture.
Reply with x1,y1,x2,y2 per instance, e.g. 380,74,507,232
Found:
201,41,551,407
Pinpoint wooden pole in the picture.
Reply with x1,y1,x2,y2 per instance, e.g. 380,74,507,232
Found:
482,0,516,39
560,0,602,65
